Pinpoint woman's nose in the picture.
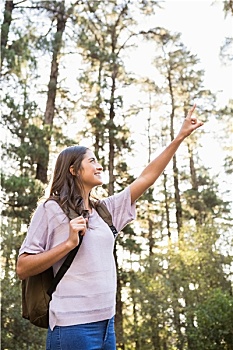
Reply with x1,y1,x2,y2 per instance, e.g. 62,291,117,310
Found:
97,163,103,171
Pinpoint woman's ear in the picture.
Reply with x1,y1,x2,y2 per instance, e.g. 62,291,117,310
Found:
69,165,75,176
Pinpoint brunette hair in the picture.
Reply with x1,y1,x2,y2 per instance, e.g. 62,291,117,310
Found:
47,145,91,215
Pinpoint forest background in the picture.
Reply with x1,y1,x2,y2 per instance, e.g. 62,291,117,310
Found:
1,0,232,349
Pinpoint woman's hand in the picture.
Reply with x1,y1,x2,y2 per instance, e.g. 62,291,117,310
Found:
68,216,88,248
17,215,89,280
129,103,204,203
177,104,204,140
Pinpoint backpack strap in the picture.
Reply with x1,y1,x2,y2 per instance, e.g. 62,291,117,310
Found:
47,201,117,297
46,205,83,297
94,200,118,238
47,233,83,297
61,199,118,238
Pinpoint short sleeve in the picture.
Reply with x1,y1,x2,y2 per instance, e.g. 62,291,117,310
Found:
18,200,68,255
101,187,136,232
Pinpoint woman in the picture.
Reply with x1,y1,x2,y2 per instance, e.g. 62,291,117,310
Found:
17,105,203,349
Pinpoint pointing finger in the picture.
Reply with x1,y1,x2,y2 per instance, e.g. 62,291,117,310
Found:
187,104,196,118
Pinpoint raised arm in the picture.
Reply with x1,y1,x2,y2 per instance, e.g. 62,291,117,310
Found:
129,105,203,203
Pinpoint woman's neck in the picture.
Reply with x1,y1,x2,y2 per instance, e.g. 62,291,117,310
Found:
82,193,92,211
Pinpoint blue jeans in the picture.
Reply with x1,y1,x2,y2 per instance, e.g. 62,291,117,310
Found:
46,317,116,350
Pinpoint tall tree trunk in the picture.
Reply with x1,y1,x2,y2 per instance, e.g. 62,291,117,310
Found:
108,13,126,336
151,318,161,350
184,288,196,350
147,92,155,255
187,142,204,225
108,69,116,195
36,1,67,183
132,293,140,350
114,249,125,350
146,96,161,341
171,281,184,350
163,171,171,238
173,154,182,233
162,320,168,350
148,216,154,255
1,0,14,71
93,62,104,158
187,143,198,190
168,71,182,233
110,70,125,349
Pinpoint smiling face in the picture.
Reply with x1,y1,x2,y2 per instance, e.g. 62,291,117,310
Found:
78,149,103,192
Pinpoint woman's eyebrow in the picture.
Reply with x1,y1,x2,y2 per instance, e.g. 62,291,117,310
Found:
88,157,96,161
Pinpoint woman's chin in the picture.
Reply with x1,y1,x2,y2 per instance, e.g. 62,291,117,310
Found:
93,178,103,186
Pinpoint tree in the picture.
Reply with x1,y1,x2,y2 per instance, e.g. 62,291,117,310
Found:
33,0,69,183
189,289,233,350
1,219,47,350
223,0,233,16
73,1,161,346
1,1,78,346
120,26,232,349
1,0,14,71
220,0,233,64
124,224,232,350
1,1,232,348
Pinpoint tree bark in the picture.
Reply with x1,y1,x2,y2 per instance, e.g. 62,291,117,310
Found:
108,68,116,195
108,17,125,345
163,171,171,238
168,71,182,234
114,249,125,350
187,143,198,191
36,1,67,183
1,0,14,71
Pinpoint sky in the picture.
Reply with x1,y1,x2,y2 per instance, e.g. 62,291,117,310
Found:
63,0,232,198
127,0,233,106
154,0,233,106
1,0,232,195
155,0,232,179
123,0,233,202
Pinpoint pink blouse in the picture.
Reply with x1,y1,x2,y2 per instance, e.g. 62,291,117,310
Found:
19,187,136,330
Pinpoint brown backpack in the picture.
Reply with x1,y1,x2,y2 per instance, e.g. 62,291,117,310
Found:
21,201,117,329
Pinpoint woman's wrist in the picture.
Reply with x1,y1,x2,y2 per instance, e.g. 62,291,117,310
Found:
64,239,76,251
173,132,186,144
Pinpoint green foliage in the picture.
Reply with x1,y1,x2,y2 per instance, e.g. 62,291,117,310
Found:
123,226,232,350
1,219,47,349
188,289,233,350
1,174,44,222
1,0,232,348
1,22,37,76
183,171,231,223
223,0,233,16
1,272,47,350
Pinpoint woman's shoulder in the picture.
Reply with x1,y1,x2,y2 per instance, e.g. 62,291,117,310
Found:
101,187,130,204
99,187,131,214
98,187,135,232
36,199,65,217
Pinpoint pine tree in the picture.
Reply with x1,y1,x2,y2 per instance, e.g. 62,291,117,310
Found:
0,1,78,346
71,1,163,346
1,0,14,71
73,1,142,346
122,27,232,349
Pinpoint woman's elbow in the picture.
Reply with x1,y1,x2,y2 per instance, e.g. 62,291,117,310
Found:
16,254,30,280
16,268,24,280
16,261,26,280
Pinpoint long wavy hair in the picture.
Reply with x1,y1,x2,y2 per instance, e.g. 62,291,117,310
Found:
46,145,92,215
